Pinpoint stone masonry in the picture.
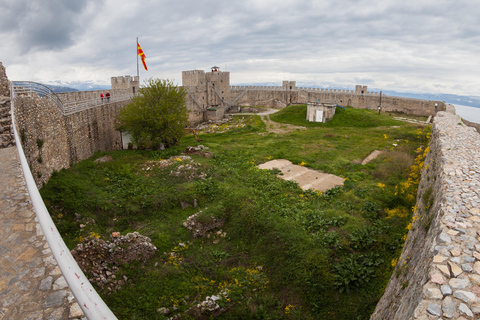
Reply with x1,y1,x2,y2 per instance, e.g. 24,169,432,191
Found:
0,63,14,148
0,61,85,320
371,112,480,319
0,146,84,320
13,90,125,188
182,67,446,124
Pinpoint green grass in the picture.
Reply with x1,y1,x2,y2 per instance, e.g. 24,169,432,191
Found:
270,105,404,128
40,105,431,319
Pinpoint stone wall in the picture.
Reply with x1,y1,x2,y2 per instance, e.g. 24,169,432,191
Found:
64,102,124,163
183,68,445,123
231,87,444,117
0,62,9,97
371,111,480,319
0,62,15,148
13,95,70,187
13,94,125,188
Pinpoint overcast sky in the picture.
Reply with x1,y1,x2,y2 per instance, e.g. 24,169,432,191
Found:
1,0,479,95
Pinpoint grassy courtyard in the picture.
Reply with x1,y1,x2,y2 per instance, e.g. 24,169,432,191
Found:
40,105,431,319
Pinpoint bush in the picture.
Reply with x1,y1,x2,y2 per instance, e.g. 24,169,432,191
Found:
333,253,384,293
373,151,414,180
116,78,188,148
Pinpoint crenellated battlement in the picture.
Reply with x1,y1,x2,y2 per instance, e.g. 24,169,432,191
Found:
182,67,444,123
111,75,139,96
229,85,380,95
182,70,205,76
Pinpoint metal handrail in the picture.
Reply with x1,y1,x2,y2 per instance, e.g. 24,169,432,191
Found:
12,81,133,115
63,94,133,115
10,82,118,319
185,88,205,111
12,81,66,113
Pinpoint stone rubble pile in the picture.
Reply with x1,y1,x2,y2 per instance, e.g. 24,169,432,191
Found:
159,291,229,319
184,145,213,159
71,231,157,292
191,116,248,134
192,116,233,130
183,211,226,238
141,154,208,179
141,155,192,172
170,156,206,181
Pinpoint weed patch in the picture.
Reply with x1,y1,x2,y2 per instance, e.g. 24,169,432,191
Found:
41,110,431,319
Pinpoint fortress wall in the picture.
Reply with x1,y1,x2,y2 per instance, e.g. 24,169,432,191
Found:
64,102,124,163
371,111,480,320
13,95,70,188
186,102,205,124
230,89,298,107
229,87,444,116
13,95,126,187
56,76,138,104
57,90,105,104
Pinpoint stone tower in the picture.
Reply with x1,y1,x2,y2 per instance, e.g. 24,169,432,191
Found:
111,75,139,96
355,85,368,94
182,67,230,110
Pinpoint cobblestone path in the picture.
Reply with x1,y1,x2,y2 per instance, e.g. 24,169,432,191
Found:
0,146,84,320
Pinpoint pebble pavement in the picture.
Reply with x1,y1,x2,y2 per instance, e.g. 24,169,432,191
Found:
0,146,85,320
414,113,480,319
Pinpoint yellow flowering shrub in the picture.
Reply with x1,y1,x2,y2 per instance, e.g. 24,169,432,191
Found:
385,208,409,219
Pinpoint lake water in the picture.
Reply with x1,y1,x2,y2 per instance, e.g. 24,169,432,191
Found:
453,104,480,124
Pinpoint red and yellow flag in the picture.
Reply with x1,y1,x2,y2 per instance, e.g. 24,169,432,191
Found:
137,42,148,71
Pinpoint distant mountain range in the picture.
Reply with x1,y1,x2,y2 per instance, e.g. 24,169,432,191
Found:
43,81,110,93
43,80,480,109
380,90,480,109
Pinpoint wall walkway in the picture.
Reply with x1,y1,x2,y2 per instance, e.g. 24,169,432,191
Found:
0,146,84,319
371,111,480,319
0,62,117,319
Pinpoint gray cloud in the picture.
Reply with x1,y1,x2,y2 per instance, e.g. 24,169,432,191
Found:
1,0,480,96
3,0,98,53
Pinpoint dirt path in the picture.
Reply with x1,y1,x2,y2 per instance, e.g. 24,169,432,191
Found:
260,114,307,134
236,108,306,134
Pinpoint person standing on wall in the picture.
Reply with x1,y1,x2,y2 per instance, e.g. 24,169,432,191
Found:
101,92,104,103
106,92,110,102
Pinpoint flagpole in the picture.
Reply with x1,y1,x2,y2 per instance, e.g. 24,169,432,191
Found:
136,37,139,80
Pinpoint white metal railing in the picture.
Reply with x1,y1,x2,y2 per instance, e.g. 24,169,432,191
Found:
11,81,133,115
63,94,133,115
12,81,66,113
10,84,118,320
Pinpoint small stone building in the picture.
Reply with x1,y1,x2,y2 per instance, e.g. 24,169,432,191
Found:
306,102,337,123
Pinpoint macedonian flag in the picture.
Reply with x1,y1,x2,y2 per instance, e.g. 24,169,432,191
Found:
137,42,148,71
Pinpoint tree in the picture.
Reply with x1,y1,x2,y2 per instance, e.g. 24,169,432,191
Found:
116,78,188,149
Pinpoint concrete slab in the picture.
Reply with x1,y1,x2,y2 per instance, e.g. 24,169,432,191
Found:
361,150,383,165
258,159,345,192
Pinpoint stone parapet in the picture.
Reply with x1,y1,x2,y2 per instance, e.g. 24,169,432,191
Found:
371,112,480,319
